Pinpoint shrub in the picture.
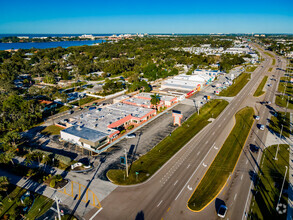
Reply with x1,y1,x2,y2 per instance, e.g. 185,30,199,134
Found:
127,125,134,130
50,179,55,188
55,174,63,182
120,130,126,135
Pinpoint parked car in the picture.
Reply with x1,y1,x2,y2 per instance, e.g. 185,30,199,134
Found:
126,133,136,139
255,115,260,120
217,205,228,218
260,124,265,130
267,101,271,105
250,144,260,153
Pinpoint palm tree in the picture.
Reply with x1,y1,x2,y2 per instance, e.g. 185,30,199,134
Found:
150,93,161,111
0,176,9,192
0,151,16,165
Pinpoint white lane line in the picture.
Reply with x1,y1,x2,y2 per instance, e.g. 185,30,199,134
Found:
205,140,209,144
241,174,244,180
212,131,215,135
175,143,215,200
224,118,226,121
197,151,200,156
218,124,221,128
89,208,104,220
157,200,163,207
234,193,238,201
246,159,248,165
214,146,218,150
174,180,178,186
203,163,207,167
187,185,193,190
187,164,191,169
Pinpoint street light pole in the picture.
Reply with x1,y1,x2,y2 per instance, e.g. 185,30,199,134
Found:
274,124,283,160
276,166,288,209
55,196,61,220
124,149,128,177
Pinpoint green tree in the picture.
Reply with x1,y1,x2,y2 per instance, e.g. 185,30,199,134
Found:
0,176,9,192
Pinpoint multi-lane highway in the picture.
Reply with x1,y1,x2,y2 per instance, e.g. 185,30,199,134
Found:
85,44,284,220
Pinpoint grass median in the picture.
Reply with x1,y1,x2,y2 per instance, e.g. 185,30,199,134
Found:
249,144,289,219
188,107,254,211
268,112,291,138
107,99,229,185
219,72,251,97
275,95,293,110
253,76,268,97
268,67,273,72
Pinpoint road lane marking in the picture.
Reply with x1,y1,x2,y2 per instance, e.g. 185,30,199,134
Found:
174,180,178,186
224,118,226,121
218,124,221,128
197,151,200,156
167,207,171,212
187,185,193,190
157,200,163,207
234,193,237,201
241,174,244,180
214,146,218,150
175,143,215,200
212,131,215,135
203,162,207,167
205,140,209,144
187,164,191,169
246,159,248,165
89,208,103,220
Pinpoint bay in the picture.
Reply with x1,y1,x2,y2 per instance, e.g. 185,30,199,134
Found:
0,39,105,50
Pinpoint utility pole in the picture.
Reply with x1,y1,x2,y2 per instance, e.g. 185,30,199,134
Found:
276,166,288,209
55,196,61,220
124,149,128,177
274,124,283,160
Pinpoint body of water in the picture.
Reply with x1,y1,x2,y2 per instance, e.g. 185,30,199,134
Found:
0,39,105,50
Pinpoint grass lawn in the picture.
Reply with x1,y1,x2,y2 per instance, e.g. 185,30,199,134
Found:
268,112,291,138
219,73,251,97
268,67,273,72
272,59,276,65
278,77,293,95
107,99,229,185
275,95,293,110
188,107,254,211
246,66,258,72
248,144,289,220
0,184,53,219
253,76,268,97
41,125,64,136
70,96,98,106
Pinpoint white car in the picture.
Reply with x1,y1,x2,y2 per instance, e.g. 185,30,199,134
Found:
218,205,228,218
126,133,136,139
255,116,260,120
260,124,265,130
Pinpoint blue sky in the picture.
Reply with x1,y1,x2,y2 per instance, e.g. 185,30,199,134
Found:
1,0,292,34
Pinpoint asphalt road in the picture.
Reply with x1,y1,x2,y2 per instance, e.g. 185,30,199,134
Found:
85,45,281,220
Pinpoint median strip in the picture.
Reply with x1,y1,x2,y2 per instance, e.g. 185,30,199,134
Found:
187,107,254,211
219,73,251,97
107,99,229,185
253,76,268,97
